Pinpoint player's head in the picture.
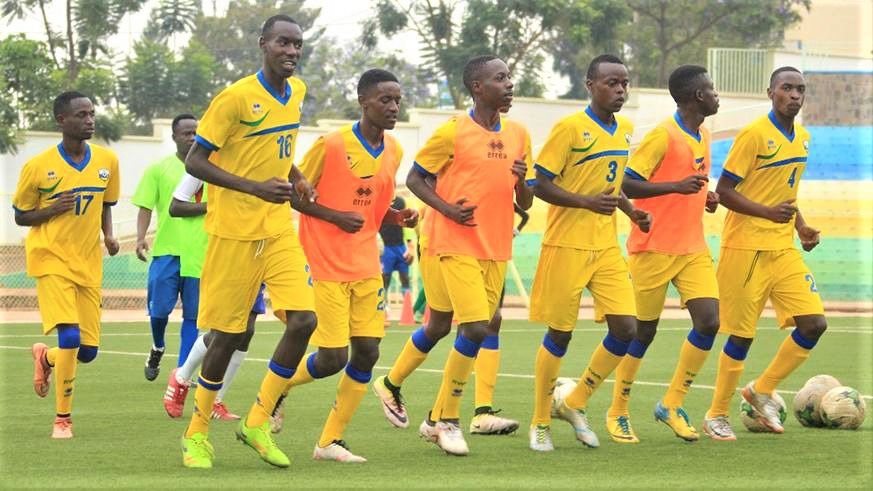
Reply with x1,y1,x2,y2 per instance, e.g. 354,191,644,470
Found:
53,91,94,140
357,69,402,130
463,55,513,112
585,54,628,114
171,114,197,157
259,14,302,78
669,65,719,116
768,66,805,118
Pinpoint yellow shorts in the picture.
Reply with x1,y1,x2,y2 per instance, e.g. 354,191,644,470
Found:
530,245,636,330
310,277,385,348
426,255,506,323
199,230,315,333
717,247,824,338
629,250,719,321
419,246,451,313
35,275,101,346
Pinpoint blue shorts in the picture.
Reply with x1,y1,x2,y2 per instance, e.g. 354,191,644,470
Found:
147,255,200,320
381,244,409,275
252,283,266,315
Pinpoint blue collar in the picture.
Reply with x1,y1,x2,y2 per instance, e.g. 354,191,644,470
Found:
673,111,701,142
352,122,384,158
768,110,795,142
257,70,291,105
57,142,91,172
469,109,501,132
585,106,617,135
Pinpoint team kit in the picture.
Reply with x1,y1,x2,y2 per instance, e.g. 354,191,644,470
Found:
13,14,827,468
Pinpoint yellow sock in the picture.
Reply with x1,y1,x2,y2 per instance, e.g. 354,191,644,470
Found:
532,338,564,425
706,341,747,418
287,352,317,389
46,347,58,366
318,368,369,447
431,336,479,421
246,360,296,429
186,373,222,437
474,336,500,410
609,355,642,417
54,347,78,416
754,330,813,395
387,328,433,387
663,329,716,408
565,334,628,410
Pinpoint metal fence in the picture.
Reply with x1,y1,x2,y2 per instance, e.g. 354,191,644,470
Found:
707,48,774,95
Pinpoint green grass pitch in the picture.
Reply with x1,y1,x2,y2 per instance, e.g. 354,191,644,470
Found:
1,317,871,488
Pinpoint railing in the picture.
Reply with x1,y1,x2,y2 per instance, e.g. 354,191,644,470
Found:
707,48,773,95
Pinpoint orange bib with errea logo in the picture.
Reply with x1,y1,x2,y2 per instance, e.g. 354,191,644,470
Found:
627,120,710,255
428,114,526,261
299,130,398,281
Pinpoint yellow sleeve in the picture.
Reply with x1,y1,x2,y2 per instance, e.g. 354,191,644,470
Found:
523,130,535,184
12,160,39,213
626,127,668,180
414,120,456,175
722,127,759,182
195,87,238,151
534,119,572,178
298,136,326,186
105,152,120,205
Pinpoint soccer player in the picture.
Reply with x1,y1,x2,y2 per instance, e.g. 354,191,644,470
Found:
406,55,534,456
178,14,317,469
528,54,651,452
133,114,201,381
380,195,415,321
613,65,721,443
14,91,120,438
701,66,826,440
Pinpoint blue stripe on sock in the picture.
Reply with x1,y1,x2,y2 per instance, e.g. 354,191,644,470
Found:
723,339,749,361
198,377,222,391
627,339,649,358
602,333,630,356
411,327,436,353
454,335,480,358
687,328,716,351
481,335,499,350
306,352,326,379
791,329,817,350
345,364,372,384
542,333,566,357
269,359,296,379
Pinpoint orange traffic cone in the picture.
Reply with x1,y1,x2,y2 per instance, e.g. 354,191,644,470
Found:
399,290,415,326
422,306,431,325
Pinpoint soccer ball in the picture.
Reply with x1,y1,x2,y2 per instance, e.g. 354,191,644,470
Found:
551,377,577,417
792,383,830,427
739,391,787,432
819,386,866,430
804,374,841,391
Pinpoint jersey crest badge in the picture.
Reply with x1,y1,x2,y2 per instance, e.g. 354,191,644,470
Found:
98,168,110,180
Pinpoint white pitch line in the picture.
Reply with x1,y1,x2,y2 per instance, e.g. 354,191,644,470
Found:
1,344,870,401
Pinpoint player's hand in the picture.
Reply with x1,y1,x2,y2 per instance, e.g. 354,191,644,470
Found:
797,224,821,252
585,187,620,215
403,251,414,265
705,191,720,213
630,208,652,233
252,177,295,203
294,175,317,203
398,208,418,227
332,210,365,233
135,239,150,262
673,174,708,195
444,198,477,226
105,236,120,256
511,154,527,181
49,192,77,216
767,199,798,223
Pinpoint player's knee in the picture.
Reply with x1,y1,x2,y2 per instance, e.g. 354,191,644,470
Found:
351,345,380,370
286,311,317,338
635,322,658,345
696,315,720,337
238,323,256,351
319,349,348,376
459,320,488,344
486,312,502,335
608,322,636,343
77,345,98,363
547,329,572,349
728,334,753,350
798,316,827,340
56,325,81,349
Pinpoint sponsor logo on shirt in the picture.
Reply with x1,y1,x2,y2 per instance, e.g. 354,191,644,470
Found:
487,139,507,159
353,185,373,206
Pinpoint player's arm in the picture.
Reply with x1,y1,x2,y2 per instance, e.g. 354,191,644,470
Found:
513,155,534,210
169,198,206,217
14,193,77,226
715,175,796,223
135,206,152,261
102,204,119,256
533,170,619,215
513,202,529,232
383,207,418,228
617,191,651,233
170,172,207,218
623,173,709,199
185,143,295,203
794,208,820,252
407,167,476,226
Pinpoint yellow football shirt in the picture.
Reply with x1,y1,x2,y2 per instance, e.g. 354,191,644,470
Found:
536,106,634,250
298,122,404,185
721,111,810,250
626,111,706,180
196,70,306,240
12,142,120,287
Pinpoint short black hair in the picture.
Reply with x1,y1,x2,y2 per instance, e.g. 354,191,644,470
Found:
171,114,197,133
462,55,499,96
261,14,299,38
53,91,90,117
770,66,802,88
668,65,708,103
357,69,399,96
586,54,624,81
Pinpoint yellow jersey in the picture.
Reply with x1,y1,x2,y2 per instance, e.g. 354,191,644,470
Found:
12,142,120,287
196,70,307,240
626,111,706,180
536,106,634,250
721,111,810,250
298,122,404,185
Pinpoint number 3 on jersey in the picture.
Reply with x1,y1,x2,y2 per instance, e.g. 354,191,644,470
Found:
606,160,618,182
277,134,293,159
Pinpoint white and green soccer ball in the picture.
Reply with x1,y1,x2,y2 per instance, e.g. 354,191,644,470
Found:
551,377,577,417
740,391,787,432
804,374,841,391
793,383,830,427
820,386,866,430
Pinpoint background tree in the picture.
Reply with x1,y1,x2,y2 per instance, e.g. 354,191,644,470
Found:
143,0,201,42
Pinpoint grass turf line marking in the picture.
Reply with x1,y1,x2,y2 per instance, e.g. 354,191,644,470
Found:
1,344,870,401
